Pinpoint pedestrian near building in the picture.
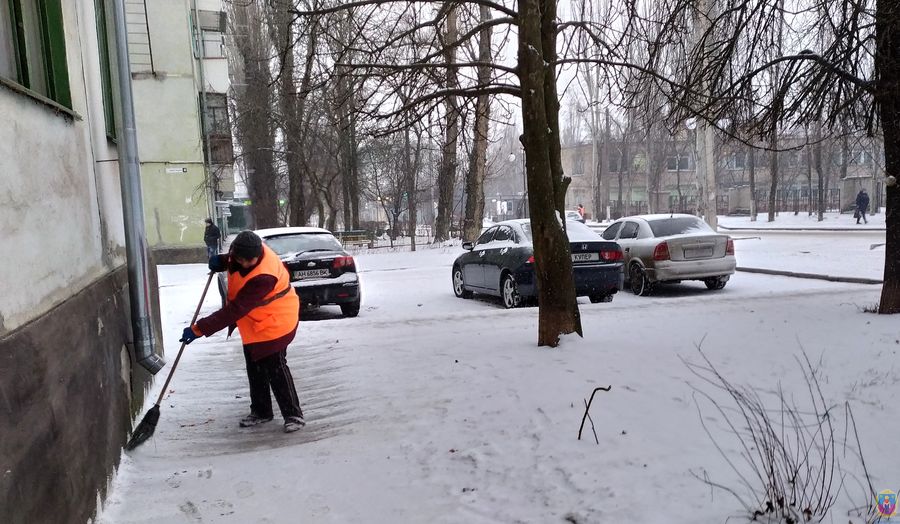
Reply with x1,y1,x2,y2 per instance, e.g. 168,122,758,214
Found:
179,231,306,433
855,189,870,224
204,218,221,259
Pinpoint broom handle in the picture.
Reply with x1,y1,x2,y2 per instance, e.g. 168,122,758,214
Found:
154,271,215,406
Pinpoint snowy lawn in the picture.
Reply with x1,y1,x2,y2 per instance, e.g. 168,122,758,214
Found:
97,239,897,524
718,210,885,230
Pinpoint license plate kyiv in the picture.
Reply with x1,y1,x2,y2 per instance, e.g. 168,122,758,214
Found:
571,253,599,262
293,269,330,279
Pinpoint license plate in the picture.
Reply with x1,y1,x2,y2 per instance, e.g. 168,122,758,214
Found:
571,253,599,262
684,247,713,259
293,269,330,280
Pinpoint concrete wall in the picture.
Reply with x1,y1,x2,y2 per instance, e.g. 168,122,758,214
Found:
1,1,159,521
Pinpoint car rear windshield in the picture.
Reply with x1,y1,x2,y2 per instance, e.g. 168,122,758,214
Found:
264,233,343,256
520,221,599,242
647,217,713,237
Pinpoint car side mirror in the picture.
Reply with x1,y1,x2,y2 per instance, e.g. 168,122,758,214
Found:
462,241,474,251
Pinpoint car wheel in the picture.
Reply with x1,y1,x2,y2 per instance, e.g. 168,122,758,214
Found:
340,298,361,317
704,276,729,290
501,273,522,309
629,264,654,297
589,293,613,303
453,266,473,298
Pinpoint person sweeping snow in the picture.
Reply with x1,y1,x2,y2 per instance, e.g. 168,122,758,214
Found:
179,230,306,433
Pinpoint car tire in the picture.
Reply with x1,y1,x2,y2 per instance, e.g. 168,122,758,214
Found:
629,264,654,297
501,273,522,309
589,293,613,303
453,266,473,298
704,276,729,290
340,298,361,317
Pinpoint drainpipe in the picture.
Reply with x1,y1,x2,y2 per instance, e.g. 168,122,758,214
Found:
111,0,165,374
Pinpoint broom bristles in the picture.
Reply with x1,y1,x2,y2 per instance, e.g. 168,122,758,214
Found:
125,405,160,451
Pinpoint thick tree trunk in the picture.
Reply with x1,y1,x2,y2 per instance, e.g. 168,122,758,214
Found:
518,0,581,347
462,6,492,243
434,5,460,243
876,0,900,313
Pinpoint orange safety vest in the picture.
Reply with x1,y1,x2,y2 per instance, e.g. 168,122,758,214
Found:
227,244,299,344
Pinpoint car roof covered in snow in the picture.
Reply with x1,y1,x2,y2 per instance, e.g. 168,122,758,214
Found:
615,213,701,222
254,226,334,238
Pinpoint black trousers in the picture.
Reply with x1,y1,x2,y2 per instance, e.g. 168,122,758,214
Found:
243,349,303,419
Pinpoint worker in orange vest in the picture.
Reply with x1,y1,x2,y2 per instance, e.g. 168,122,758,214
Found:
180,231,305,433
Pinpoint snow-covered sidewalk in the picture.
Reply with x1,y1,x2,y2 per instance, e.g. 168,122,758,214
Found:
97,247,896,524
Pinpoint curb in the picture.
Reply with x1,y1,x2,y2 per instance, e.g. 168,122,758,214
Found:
719,225,885,232
736,266,883,285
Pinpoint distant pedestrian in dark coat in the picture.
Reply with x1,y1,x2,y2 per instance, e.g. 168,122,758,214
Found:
855,190,870,224
204,218,221,259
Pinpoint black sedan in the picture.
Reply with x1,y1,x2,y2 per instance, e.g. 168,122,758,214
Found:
219,227,361,317
452,219,624,308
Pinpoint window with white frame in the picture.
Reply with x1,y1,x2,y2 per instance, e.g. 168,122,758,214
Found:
666,154,691,171
194,10,226,58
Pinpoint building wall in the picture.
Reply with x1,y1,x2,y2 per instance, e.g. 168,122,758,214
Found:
0,0,158,522
130,0,211,255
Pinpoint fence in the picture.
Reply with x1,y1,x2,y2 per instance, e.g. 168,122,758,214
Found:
753,188,841,214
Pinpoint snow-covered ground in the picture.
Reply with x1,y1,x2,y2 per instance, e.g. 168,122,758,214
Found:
719,210,886,230
97,236,897,524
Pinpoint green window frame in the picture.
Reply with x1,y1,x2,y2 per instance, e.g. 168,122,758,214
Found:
3,0,71,108
94,0,116,139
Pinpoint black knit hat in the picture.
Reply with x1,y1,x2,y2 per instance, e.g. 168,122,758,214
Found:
230,231,263,260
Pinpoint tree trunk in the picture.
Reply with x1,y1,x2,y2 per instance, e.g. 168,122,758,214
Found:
876,0,900,313
404,127,419,251
518,0,581,347
462,5,492,243
768,134,778,222
813,121,825,221
434,4,460,243
749,145,757,220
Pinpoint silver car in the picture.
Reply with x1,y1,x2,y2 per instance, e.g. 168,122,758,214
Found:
600,214,736,296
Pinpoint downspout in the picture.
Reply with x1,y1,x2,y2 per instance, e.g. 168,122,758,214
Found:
111,0,164,374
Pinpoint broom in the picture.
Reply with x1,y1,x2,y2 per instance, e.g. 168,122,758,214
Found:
125,271,215,451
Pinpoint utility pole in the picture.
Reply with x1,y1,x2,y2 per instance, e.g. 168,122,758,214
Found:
693,0,718,229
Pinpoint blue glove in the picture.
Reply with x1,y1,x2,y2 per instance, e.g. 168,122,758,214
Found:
208,254,228,272
179,326,199,345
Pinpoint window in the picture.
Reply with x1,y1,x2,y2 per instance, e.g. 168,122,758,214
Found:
647,216,712,237
94,0,116,139
475,227,496,246
601,222,621,240
666,154,691,171
201,30,224,58
201,93,233,164
619,221,639,239
493,226,513,242
725,152,746,170
194,10,226,58
572,154,585,176
0,0,71,108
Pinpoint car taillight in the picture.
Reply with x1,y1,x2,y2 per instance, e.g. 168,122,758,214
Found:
726,238,735,255
526,255,535,264
600,250,623,262
333,256,355,271
653,242,670,261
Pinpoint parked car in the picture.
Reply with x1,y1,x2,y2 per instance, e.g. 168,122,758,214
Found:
218,227,361,317
452,219,624,308
565,210,586,223
601,214,735,296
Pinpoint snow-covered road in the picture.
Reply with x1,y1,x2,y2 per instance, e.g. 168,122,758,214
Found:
97,240,896,524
